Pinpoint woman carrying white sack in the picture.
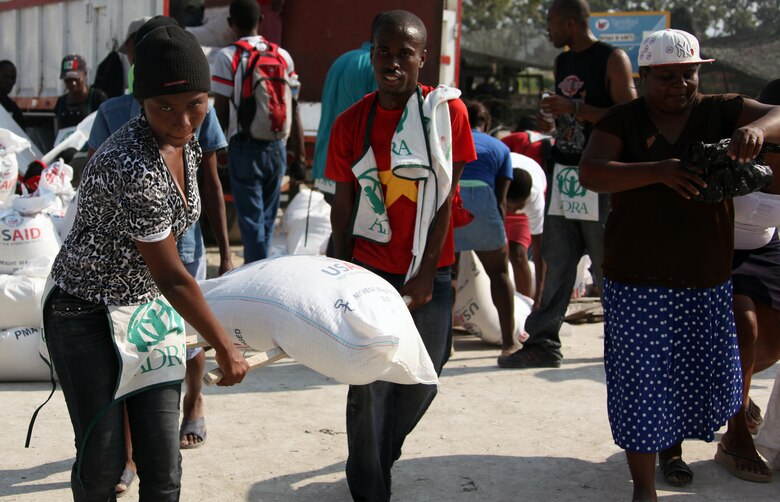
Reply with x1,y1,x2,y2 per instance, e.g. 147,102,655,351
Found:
41,25,248,501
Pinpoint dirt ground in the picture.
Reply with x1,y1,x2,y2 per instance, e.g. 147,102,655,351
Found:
2,248,779,501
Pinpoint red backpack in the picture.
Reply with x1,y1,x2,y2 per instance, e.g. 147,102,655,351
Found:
231,39,293,141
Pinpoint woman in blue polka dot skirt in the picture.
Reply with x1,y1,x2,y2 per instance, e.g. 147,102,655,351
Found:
579,29,780,501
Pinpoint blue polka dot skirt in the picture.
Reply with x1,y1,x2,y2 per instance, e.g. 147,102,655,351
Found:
602,278,743,453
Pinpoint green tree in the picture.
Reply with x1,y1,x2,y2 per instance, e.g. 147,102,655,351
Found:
463,0,778,38
462,0,546,31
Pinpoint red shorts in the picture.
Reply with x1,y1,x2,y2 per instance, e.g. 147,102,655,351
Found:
505,213,531,248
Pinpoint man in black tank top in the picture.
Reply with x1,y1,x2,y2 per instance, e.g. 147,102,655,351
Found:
498,0,635,369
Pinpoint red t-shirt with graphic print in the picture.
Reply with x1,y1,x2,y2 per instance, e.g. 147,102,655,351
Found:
326,85,476,274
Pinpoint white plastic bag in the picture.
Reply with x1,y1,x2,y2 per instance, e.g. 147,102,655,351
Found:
11,186,57,215
190,255,438,385
38,159,75,196
0,129,31,205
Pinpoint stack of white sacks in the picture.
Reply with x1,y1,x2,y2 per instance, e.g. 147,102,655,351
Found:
0,130,76,381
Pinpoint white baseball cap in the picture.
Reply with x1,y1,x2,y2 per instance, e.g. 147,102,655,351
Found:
637,29,715,67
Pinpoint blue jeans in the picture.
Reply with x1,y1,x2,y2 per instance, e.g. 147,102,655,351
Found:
228,135,285,263
176,221,204,266
523,201,607,359
182,253,207,282
43,287,182,502
346,265,452,502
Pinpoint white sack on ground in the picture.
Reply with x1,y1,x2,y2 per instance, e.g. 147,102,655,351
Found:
0,272,47,330
0,209,61,274
190,255,438,385
755,366,780,470
0,327,53,382
454,250,532,345
281,187,331,255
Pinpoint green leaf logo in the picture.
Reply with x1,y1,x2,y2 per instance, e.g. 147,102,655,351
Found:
126,300,184,353
556,167,587,198
357,167,386,215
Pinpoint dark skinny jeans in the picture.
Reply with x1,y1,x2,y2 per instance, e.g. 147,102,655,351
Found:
43,286,182,502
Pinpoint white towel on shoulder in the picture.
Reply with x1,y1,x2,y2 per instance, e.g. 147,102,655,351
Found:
392,85,460,280
349,85,462,279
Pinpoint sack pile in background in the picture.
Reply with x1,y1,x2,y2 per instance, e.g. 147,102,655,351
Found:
0,137,75,381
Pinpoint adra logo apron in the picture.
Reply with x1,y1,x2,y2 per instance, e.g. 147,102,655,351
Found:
351,146,391,243
547,163,599,221
350,88,431,244
112,296,187,399
31,279,187,483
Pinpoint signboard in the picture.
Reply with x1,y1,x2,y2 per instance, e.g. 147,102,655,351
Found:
590,11,670,75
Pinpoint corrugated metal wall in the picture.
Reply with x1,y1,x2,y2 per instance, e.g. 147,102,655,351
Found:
0,0,164,100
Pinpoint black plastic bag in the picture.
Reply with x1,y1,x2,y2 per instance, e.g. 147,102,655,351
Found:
680,139,774,203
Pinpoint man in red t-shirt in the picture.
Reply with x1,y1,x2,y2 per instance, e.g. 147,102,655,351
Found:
326,10,475,501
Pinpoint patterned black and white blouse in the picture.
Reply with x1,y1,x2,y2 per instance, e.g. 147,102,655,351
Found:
51,113,201,305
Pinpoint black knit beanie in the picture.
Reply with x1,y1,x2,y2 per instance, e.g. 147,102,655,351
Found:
134,15,179,48
133,25,210,100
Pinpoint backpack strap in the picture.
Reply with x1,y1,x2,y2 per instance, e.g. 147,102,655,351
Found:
231,40,254,75
257,41,290,72
231,41,260,103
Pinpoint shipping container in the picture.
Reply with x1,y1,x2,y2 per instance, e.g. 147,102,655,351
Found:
282,0,462,103
0,0,165,110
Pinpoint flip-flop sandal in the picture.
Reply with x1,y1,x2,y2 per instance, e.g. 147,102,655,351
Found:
714,443,772,483
659,456,693,487
180,416,207,449
115,468,136,498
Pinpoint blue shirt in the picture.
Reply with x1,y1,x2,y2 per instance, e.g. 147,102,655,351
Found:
461,130,513,189
88,94,228,264
312,42,377,184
